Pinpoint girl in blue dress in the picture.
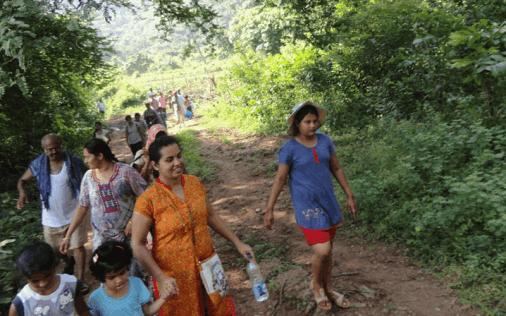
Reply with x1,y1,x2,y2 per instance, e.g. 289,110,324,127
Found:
264,101,358,311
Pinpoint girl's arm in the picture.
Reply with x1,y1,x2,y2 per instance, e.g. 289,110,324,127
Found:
125,129,129,142
131,212,179,299
141,296,168,316
264,164,290,230
74,295,92,316
329,153,357,218
206,195,256,263
60,205,89,254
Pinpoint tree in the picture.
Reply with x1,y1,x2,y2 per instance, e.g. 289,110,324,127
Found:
0,0,114,190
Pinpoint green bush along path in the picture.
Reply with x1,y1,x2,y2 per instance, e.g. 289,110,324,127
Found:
161,116,483,316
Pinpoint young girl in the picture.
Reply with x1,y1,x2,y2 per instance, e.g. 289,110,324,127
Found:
264,101,358,310
9,241,90,316
87,240,170,316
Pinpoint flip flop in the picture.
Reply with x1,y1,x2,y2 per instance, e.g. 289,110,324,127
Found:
329,290,350,308
310,280,332,310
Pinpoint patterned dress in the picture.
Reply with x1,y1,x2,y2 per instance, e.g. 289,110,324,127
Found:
79,163,146,250
134,175,233,316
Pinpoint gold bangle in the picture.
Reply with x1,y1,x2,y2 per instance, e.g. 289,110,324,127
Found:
62,237,70,241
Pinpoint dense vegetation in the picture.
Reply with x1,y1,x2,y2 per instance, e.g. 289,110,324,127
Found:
3,0,506,314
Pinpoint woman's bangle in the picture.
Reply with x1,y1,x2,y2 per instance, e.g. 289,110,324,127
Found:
62,237,70,241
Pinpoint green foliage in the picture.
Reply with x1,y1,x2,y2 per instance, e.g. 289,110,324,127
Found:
175,129,215,181
0,191,43,311
125,53,155,76
0,0,113,190
228,5,294,55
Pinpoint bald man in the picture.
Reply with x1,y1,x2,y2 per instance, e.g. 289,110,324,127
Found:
17,134,90,293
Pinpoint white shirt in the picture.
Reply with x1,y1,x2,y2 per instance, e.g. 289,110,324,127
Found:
97,102,107,112
42,162,79,227
125,122,143,145
95,129,109,143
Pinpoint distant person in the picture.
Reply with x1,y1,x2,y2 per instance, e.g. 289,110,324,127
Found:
147,87,155,100
158,92,167,122
134,113,148,136
97,99,107,114
143,103,164,128
125,115,145,157
176,89,186,127
171,91,178,118
16,134,89,294
93,122,111,145
8,241,90,316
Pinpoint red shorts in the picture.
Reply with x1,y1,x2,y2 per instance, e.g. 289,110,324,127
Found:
299,223,340,246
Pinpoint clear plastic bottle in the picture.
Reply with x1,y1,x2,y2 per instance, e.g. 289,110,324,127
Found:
246,253,269,302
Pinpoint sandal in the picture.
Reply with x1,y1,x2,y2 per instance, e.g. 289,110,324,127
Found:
310,280,332,311
328,290,350,308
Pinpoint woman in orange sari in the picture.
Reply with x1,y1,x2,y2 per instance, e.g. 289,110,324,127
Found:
131,136,255,316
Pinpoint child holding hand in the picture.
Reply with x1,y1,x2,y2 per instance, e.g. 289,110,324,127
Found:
87,240,172,316
9,241,90,316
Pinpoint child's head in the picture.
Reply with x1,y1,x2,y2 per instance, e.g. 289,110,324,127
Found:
125,115,132,123
89,240,132,283
134,113,141,120
16,241,58,293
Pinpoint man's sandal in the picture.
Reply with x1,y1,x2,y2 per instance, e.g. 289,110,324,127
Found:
310,280,332,311
329,290,351,308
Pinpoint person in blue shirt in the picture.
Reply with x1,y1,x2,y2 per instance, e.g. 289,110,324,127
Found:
87,241,172,316
264,101,358,311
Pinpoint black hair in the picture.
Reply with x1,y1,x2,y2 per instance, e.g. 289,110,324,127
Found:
134,113,141,117
16,241,58,278
95,121,102,126
155,131,167,140
149,136,181,178
125,115,132,121
84,138,119,162
89,240,132,283
145,102,150,107
291,105,319,136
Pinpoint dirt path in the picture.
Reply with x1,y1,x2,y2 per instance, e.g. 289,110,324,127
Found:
100,114,482,316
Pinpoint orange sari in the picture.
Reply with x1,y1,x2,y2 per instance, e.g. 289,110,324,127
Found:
134,175,233,316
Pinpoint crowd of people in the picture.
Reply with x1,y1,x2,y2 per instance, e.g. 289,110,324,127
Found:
10,100,358,315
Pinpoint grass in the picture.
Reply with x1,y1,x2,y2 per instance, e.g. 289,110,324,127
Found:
175,129,216,181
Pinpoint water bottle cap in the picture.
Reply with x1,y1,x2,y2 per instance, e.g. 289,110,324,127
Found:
247,253,252,259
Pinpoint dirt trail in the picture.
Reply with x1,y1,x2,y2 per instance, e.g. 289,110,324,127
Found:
100,114,482,316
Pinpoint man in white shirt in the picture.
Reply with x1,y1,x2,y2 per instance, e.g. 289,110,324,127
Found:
16,134,90,293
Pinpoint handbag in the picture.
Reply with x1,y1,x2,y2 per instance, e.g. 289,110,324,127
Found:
156,183,229,306
197,251,229,306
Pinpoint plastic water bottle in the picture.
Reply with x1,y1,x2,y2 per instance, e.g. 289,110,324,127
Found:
246,254,269,302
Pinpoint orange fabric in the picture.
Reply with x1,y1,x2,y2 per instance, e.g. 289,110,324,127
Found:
135,175,231,316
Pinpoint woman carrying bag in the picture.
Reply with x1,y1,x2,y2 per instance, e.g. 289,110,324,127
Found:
131,136,255,316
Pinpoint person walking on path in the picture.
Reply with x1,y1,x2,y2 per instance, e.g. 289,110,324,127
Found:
125,115,145,157
134,113,148,136
16,133,90,293
176,89,186,127
97,99,107,114
131,136,255,316
93,122,111,145
143,103,164,128
59,139,147,253
264,101,358,311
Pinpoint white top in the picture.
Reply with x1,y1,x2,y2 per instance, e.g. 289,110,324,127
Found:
97,102,107,112
125,122,143,145
42,162,79,227
14,274,79,316
95,129,109,143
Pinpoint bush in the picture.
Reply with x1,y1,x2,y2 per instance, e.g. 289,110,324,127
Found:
338,117,506,271
0,191,43,312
